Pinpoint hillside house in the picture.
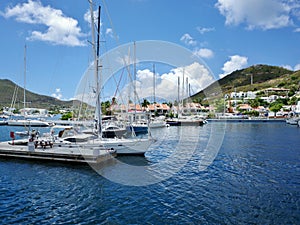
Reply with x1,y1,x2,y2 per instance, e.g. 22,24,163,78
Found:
230,91,256,99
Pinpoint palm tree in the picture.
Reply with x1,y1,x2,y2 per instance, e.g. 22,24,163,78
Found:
141,98,150,111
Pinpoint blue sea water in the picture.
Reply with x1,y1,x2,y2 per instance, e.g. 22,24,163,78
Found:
0,122,299,224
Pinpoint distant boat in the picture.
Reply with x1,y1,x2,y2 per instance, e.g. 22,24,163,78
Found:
149,119,167,128
82,121,127,138
102,122,127,138
166,118,204,126
0,121,8,126
7,119,49,127
15,130,29,137
286,117,300,125
127,120,148,135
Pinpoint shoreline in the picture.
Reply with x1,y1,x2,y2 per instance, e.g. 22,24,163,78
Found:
207,118,286,123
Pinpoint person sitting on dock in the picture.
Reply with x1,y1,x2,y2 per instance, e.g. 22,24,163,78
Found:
29,130,38,142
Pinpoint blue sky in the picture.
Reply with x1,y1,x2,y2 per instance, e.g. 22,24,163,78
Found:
0,0,300,101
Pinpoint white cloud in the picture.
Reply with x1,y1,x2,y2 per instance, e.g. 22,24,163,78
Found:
1,0,85,46
294,64,300,71
83,8,102,27
282,65,293,70
215,0,297,30
52,88,63,100
121,62,215,101
294,27,300,32
193,48,214,59
197,27,215,34
180,33,197,46
219,55,248,79
282,64,300,71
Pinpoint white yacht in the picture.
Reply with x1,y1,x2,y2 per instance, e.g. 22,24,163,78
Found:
7,119,50,127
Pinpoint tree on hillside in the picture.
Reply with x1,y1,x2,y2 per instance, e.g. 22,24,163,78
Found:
61,111,73,120
269,103,283,117
288,96,299,105
248,98,260,108
215,98,225,113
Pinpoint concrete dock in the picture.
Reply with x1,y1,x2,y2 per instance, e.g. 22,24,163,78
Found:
0,141,116,164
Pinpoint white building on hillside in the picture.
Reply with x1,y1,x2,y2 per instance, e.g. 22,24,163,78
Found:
295,101,300,114
230,91,256,99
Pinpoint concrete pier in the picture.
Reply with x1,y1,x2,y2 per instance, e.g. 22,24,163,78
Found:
0,142,116,164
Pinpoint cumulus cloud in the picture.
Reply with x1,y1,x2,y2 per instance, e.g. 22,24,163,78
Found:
120,62,215,101
83,8,102,26
294,64,300,71
1,0,85,46
219,55,248,79
282,64,300,71
282,65,293,70
193,48,214,59
180,33,197,46
215,0,298,30
197,27,215,34
52,88,63,100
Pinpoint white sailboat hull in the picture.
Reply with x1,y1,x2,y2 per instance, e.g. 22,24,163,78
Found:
90,138,154,155
7,119,49,127
109,138,153,155
149,121,167,128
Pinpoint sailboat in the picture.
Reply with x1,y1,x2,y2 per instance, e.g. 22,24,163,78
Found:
59,2,154,155
7,45,49,127
90,4,154,155
166,69,204,126
149,64,167,128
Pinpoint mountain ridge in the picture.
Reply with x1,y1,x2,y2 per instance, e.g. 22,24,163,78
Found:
0,78,73,110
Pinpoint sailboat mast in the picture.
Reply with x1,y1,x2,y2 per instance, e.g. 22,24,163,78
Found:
97,6,102,137
23,44,27,113
96,6,101,58
153,64,156,104
182,68,185,106
89,1,102,138
177,76,180,117
133,41,137,117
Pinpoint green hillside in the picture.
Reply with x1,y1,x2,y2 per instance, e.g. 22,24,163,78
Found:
0,79,73,110
192,65,298,101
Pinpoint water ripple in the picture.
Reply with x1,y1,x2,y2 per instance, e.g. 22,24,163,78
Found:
0,123,299,224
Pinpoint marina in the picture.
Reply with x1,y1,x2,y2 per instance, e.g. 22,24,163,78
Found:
0,0,299,224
